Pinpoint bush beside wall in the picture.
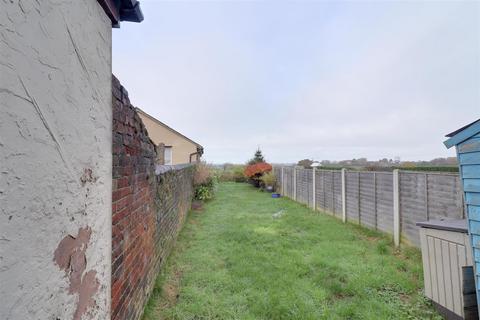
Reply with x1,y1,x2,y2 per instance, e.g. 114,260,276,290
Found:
111,76,194,320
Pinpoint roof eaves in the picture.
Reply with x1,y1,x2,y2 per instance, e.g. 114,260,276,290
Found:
135,108,203,149
97,0,144,27
444,119,480,149
118,0,144,24
97,0,120,24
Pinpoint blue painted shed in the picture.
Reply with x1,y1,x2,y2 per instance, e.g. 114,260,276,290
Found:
444,119,480,309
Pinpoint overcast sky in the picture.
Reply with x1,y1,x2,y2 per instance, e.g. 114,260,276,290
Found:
113,0,479,164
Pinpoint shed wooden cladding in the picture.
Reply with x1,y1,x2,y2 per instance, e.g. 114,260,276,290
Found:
419,225,473,318
444,119,480,311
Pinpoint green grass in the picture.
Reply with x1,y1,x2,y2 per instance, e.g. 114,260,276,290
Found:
143,183,440,320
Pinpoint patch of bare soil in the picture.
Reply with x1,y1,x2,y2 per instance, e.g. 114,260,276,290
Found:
191,200,204,212
162,270,182,307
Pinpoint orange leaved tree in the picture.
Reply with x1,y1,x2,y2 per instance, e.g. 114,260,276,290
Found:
244,162,272,187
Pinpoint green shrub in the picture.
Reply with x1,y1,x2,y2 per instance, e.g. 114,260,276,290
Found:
260,172,276,188
195,184,215,201
217,165,246,183
194,162,217,201
232,166,247,182
218,170,233,182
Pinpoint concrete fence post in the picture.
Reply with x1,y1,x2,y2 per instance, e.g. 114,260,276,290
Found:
424,173,429,220
293,166,297,201
373,172,377,230
312,167,316,210
393,169,400,247
332,171,335,215
281,167,285,196
341,168,346,223
357,172,361,224
323,171,326,210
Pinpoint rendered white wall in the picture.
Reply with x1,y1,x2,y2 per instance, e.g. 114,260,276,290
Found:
0,1,112,319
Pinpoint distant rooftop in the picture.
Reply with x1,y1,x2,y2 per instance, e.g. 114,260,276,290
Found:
135,108,204,150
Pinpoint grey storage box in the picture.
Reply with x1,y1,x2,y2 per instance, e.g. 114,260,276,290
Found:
417,219,476,319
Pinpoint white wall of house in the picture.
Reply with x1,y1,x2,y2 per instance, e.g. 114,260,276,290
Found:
0,1,112,319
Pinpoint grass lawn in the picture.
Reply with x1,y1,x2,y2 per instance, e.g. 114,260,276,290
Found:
143,182,440,320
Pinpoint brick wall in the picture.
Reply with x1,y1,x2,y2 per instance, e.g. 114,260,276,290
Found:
111,76,194,320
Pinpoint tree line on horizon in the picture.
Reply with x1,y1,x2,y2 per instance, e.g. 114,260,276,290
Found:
293,157,458,172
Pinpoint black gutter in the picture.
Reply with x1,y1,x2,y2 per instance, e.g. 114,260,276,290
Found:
98,0,144,27
118,0,144,24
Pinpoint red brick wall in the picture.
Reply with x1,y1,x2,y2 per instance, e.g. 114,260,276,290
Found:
111,76,194,320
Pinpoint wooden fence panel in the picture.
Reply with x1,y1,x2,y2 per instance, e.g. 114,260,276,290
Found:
400,172,428,247
283,167,293,199
376,172,394,234
315,170,326,211
274,167,282,192
346,171,360,223
324,171,335,214
296,169,312,206
296,168,305,204
360,172,376,229
427,173,463,220
306,169,314,208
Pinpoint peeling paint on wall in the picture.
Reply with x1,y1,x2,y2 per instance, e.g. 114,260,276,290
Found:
54,227,100,320
80,168,98,186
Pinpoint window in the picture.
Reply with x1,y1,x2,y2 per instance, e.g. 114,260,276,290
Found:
164,146,172,165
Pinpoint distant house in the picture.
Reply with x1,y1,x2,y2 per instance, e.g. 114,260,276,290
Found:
136,108,203,165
